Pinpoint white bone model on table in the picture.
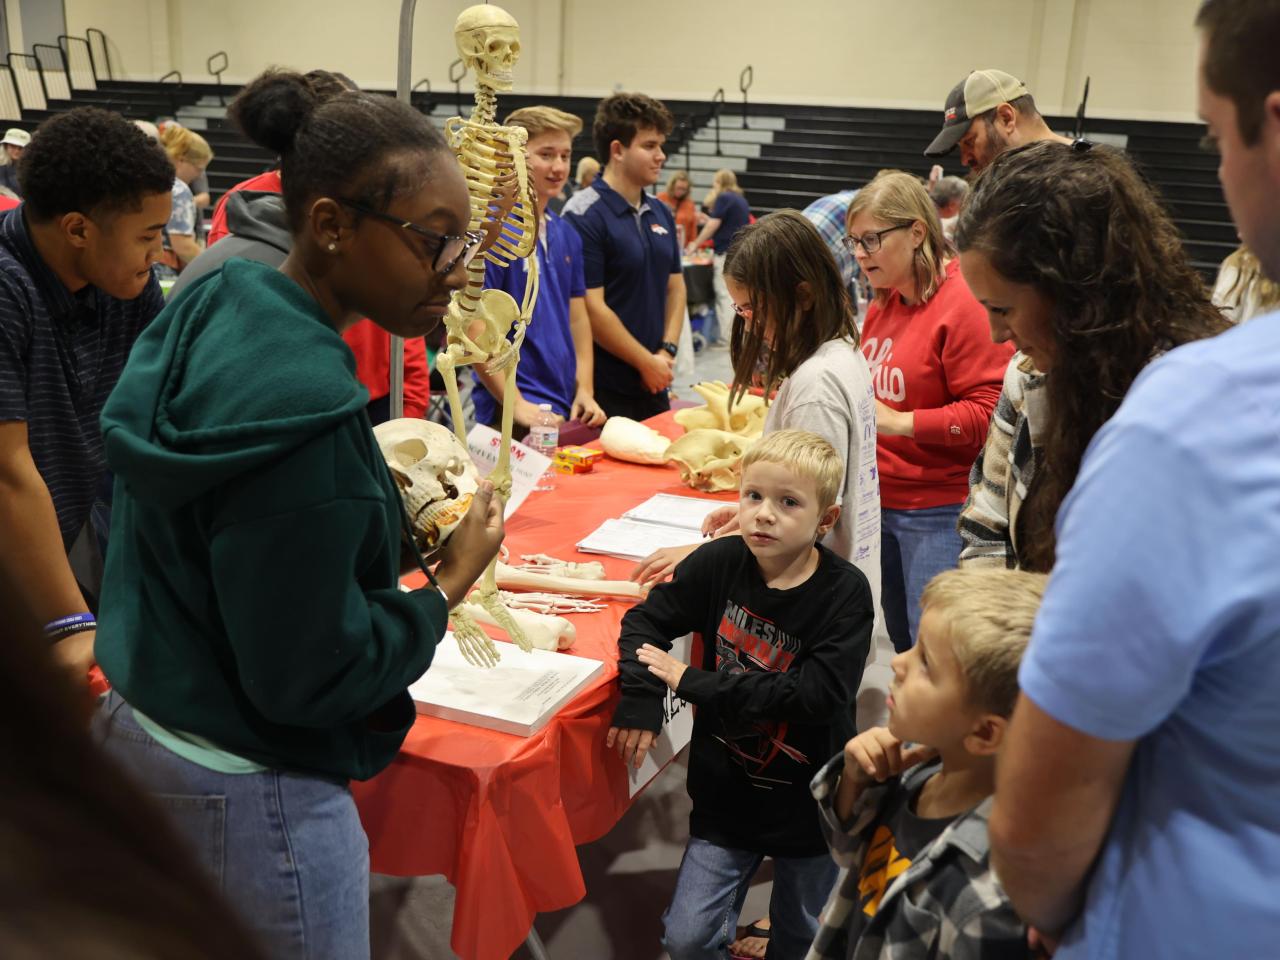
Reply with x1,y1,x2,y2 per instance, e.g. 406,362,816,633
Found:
431,3,542,666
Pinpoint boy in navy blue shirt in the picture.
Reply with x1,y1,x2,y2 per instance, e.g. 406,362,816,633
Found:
563,93,686,421
473,106,605,435
0,108,172,676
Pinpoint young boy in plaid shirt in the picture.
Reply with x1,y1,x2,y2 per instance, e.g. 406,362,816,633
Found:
807,567,1043,959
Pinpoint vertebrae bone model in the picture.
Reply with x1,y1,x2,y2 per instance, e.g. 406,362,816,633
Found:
436,3,541,666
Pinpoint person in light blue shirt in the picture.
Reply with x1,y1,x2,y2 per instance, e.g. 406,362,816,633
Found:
985,3,1280,957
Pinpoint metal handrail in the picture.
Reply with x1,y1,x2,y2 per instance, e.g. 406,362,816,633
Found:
207,50,229,105
8,53,47,111
32,43,70,102
709,87,726,156
449,58,467,115
159,69,184,117
739,65,754,129
58,34,96,90
1074,76,1091,140
86,28,112,81
0,63,21,121
412,77,433,113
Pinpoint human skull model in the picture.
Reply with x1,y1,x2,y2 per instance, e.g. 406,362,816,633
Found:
454,4,521,91
374,418,479,555
665,429,756,492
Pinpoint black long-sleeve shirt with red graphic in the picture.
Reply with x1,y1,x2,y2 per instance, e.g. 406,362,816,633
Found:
613,536,873,857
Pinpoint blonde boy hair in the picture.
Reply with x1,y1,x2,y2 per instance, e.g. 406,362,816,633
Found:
846,169,949,307
158,124,213,167
919,568,1048,717
741,430,843,513
504,105,583,141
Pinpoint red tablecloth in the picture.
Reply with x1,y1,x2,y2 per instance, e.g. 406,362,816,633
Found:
351,411,733,960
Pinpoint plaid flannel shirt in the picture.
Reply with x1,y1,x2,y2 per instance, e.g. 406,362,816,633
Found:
805,755,1029,960
957,353,1047,568
802,190,860,294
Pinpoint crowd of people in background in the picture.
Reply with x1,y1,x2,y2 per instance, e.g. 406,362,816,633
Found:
0,0,1278,958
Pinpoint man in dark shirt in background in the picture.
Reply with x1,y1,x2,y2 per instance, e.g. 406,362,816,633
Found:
563,93,687,420
0,108,172,677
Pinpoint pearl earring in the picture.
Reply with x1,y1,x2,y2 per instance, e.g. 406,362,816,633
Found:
328,242,337,252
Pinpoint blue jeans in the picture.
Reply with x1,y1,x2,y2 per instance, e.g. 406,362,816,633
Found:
94,692,371,960
881,503,964,652
662,836,838,960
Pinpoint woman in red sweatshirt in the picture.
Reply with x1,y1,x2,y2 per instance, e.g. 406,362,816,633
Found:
847,171,1013,652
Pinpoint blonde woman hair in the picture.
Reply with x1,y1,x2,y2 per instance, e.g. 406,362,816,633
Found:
847,169,949,306
665,170,691,195
919,567,1048,717
712,168,742,194
504,105,583,141
576,155,600,188
158,124,213,167
741,429,844,513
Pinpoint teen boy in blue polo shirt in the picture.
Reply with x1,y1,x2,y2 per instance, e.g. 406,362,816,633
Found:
473,106,605,434
564,93,686,421
0,109,172,677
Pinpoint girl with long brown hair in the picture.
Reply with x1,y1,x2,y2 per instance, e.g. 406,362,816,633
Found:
956,140,1230,573
633,210,881,610
849,171,1012,653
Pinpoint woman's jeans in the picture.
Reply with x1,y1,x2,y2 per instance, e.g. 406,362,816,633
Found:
94,692,371,960
661,836,838,960
880,502,965,652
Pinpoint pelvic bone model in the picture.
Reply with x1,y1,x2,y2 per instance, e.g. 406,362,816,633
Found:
672,381,767,437
429,3,542,666
665,429,757,493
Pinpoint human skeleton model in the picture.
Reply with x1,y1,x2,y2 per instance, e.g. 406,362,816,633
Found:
433,4,541,666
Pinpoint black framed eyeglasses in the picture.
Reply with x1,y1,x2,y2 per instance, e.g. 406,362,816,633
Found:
337,198,485,274
842,223,910,255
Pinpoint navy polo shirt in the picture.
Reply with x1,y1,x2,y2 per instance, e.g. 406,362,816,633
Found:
562,176,681,398
711,190,751,255
473,210,586,424
0,207,164,549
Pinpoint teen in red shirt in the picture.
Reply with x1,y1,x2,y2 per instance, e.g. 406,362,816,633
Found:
849,171,1012,652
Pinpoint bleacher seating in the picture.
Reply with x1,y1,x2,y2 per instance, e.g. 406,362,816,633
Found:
5,39,1231,280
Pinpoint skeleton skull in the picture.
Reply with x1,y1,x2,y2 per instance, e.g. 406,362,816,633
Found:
664,429,756,493
374,418,479,555
454,4,521,91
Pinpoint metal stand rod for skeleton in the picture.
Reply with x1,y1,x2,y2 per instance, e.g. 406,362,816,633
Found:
390,0,417,420
388,9,556,956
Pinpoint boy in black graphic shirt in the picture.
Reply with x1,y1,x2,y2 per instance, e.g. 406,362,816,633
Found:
608,430,874,960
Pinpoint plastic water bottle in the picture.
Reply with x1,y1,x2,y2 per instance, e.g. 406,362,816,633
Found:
528,403,559,489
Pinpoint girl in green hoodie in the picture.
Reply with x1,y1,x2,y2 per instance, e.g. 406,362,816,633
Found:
92,69,504,959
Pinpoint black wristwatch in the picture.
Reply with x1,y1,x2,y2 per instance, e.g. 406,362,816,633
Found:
660,341,679,358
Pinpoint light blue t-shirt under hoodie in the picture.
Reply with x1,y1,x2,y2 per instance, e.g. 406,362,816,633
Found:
1020,311,1280,959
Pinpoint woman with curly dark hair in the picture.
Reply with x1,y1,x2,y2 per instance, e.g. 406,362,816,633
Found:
955,140,1230,573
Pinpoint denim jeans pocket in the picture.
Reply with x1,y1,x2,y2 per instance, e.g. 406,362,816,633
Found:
156,793,227,886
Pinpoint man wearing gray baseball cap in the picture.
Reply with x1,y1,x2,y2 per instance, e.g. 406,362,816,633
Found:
924,69,1072,174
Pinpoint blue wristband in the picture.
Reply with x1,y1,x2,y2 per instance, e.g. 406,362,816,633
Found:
43,612,96,637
